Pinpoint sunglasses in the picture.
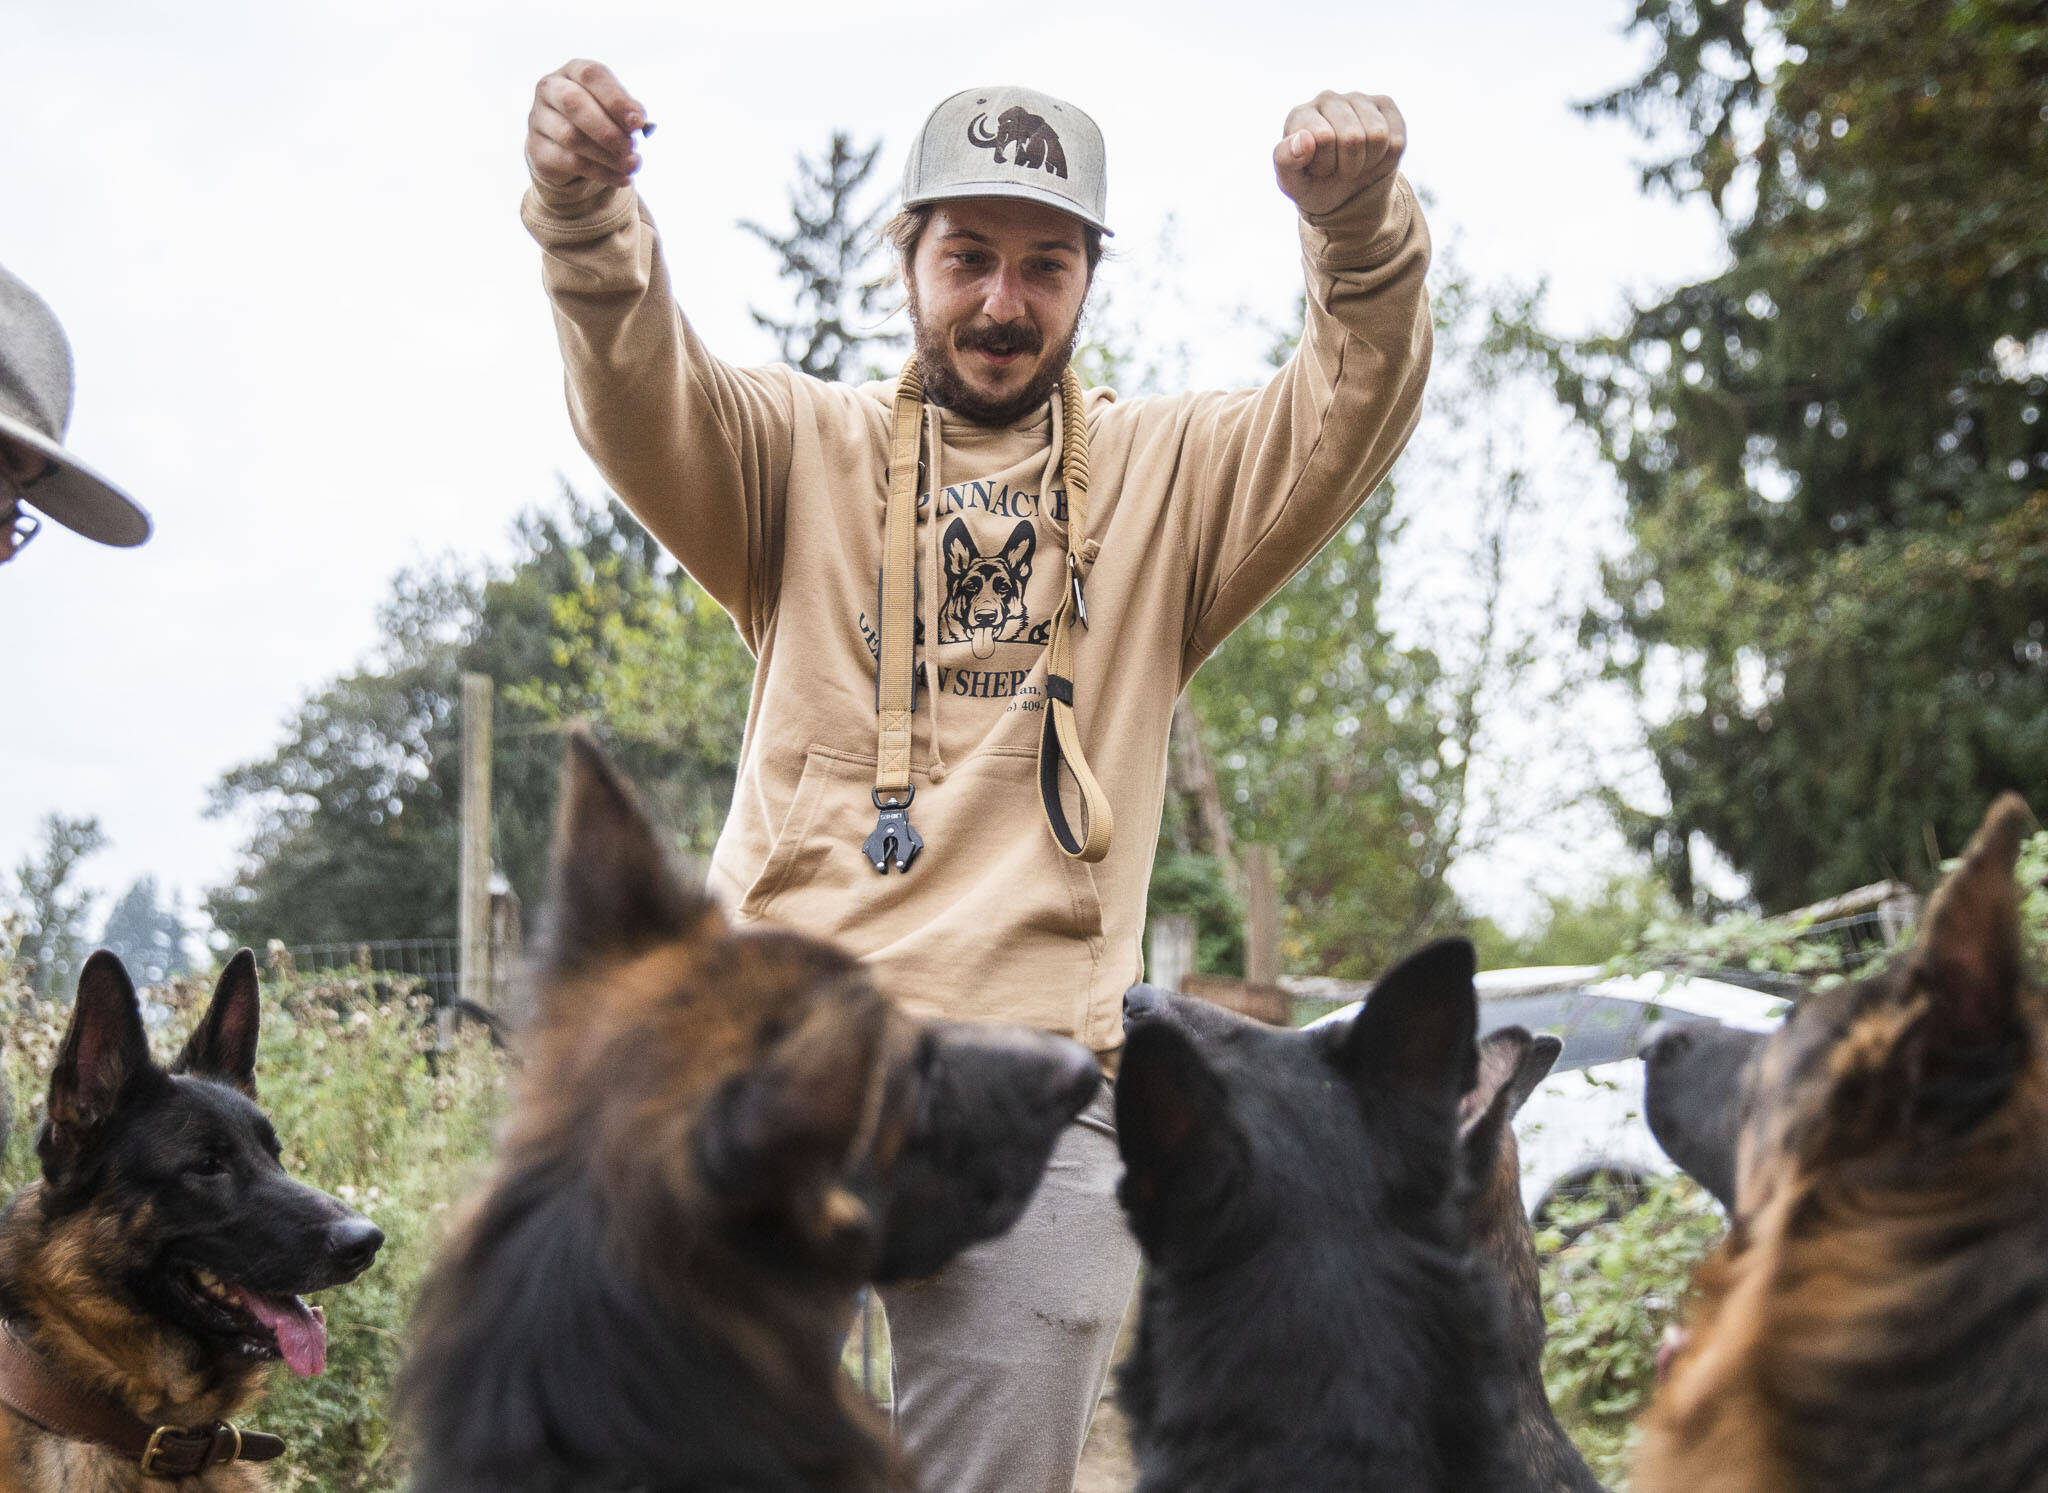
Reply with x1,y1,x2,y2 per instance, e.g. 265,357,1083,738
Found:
0,448,52,561
1,488,42,561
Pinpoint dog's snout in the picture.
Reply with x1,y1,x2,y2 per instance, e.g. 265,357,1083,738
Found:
1049,1041,1102,1116
1123,984,1169,1028
326,1216,384,1276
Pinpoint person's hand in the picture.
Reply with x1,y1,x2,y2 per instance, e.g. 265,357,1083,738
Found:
526,59,649,202
1272,92,1406,218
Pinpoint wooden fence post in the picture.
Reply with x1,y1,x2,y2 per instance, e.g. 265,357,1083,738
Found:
1148,914,1197,993
1244,844,1279,987
458,673,494,1013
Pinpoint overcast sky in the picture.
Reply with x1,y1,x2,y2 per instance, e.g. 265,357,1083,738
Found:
1,0,1727,939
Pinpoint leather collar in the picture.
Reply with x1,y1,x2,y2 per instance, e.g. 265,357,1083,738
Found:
0,1320,285,1478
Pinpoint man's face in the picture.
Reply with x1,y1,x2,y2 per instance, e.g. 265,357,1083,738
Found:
906,198,1090,427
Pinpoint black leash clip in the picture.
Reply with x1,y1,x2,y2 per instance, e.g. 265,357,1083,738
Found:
863,789,923,874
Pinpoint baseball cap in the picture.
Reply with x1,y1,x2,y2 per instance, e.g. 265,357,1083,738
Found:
902,87,1112,237
0,262,151,548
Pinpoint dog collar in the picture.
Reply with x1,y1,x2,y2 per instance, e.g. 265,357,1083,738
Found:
0,1320,285,1478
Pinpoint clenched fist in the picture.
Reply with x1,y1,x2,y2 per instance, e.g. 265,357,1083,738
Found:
526,59,650,203
1273,92,1406,218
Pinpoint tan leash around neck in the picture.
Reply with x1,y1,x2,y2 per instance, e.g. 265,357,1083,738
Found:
0,1320,285,1478
863,357,1114,872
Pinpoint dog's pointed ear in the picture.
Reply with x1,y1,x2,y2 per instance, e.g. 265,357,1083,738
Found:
536,727,718,986
1001,519,1035,577
172,948,261,1097
42,951,157,1175
1114,1020,1246,1240
698,986,888,1258
942,516,977,578
1892,794,2036,1129
1457,1028,1559,1181
1336,938,1480,1112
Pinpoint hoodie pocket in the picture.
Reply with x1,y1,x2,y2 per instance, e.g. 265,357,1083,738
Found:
736,745,1104,1029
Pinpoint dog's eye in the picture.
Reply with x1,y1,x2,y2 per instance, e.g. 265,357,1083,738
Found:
187,1155,230,1180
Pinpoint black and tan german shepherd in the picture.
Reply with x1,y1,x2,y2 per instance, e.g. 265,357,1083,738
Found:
1114,941,1538,1492
0,949,384,1488
400,730,1101,1493
1639,794,2048,1493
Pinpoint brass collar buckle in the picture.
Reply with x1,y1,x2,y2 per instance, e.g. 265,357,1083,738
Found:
140,1420,241,1478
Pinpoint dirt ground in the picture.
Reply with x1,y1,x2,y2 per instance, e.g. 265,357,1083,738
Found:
1072,1388,1138,1493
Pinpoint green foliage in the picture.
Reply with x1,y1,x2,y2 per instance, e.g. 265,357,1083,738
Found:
1143,843,1245,977
1486,872,1680,969
1540,1175,1727,1486
2022,825,2048,955
6,814,109,999
1620,826,2048,991
1566,0,2048,909
504,541,754,857
0,964,505,1493
207,493,736,947
741,131,905,382
1189,504,1450,978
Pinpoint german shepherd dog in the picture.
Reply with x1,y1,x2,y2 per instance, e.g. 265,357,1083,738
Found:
1640,1017,1762,1213
1638,794,2048,1493
0,949,384,1489
401,731,1100,1493
1114,941,1538,1492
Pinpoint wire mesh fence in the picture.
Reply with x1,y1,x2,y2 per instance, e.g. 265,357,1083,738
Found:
280,939,462,1002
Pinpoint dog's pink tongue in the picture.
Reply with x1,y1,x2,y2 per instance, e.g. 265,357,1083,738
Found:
228,1285,328,1377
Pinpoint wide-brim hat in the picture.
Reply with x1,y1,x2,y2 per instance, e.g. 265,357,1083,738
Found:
902,86,1112,237
0,263,151,547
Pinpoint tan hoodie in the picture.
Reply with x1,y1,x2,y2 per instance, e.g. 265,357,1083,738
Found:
522,169,1431,1054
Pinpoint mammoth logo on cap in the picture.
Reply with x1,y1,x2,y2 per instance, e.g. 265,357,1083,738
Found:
966,105,1068,179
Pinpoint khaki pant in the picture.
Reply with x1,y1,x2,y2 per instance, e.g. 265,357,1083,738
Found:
880,1081,1141,1493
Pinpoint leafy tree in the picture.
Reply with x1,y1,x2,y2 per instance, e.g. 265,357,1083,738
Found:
1188,499,1448,978
503,541,754,855
98,876,192,986
8,814,108,999
207,493,737,949
1565,0,2048,909
1079,234,1606,980
741,131,904,381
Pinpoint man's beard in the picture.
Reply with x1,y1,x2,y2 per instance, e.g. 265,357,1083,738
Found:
907,283,1084,428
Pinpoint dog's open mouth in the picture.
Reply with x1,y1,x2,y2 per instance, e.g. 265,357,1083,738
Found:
176,1266,329,1377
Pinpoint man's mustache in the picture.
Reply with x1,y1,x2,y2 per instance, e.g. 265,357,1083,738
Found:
956,321,1043,356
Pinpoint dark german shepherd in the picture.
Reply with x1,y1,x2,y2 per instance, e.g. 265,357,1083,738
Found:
1115,941,1538,1492
1638,794,2048,1493
1640,1017,1762,1213
400,730,1100,1493
0,949,384,1488
1464,1029,1606,1493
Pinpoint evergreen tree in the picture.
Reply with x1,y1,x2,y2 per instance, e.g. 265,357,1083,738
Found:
98,876,191,985
1565,0,2048,908
8,814,108,999
741,132,904,380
